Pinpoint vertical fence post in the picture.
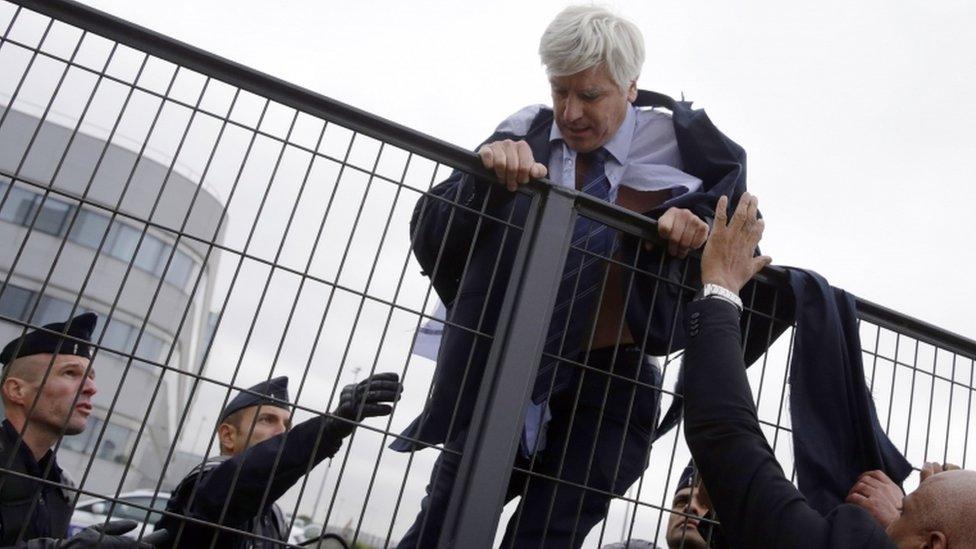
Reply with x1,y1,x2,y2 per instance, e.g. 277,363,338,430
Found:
437,185,577,549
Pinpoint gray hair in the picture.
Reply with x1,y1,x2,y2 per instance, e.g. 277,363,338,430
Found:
538,5,645,92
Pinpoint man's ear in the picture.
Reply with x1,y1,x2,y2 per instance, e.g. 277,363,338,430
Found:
924,531,947,549
217,423,236,454
2,377,30,406
627,80,638,102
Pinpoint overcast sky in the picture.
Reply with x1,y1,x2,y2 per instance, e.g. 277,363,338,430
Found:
24,0,976,545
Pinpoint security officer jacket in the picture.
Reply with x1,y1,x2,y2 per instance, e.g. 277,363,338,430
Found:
0,420,72,546
156,415,343,549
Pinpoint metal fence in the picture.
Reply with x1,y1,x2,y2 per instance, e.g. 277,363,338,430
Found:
0,1,974,548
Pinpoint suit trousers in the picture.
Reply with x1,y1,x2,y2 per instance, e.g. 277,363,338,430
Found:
398,346,661,549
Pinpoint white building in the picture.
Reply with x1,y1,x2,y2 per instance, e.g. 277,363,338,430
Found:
0,105,223,494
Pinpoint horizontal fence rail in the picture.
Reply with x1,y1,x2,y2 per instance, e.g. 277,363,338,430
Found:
0,1,972,549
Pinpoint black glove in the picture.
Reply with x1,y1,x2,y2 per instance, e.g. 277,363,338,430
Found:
25,520,152,548
326,372,402,438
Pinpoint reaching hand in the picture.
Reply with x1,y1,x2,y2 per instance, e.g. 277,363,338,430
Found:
700,193,771,294
329,372,403,438
845,470,904,529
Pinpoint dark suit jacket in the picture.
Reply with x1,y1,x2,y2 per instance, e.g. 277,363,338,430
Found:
683,298,896,548
391,91,783,452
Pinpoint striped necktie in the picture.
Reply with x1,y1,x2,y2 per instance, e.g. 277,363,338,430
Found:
533,148,615,400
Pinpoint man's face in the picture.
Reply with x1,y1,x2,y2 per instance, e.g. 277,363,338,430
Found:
550,64,637,153
225,405,292,454
666,485,710,549
14,354,98,436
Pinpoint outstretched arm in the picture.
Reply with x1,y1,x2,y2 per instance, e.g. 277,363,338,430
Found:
188,373,402,526
683,194,829,546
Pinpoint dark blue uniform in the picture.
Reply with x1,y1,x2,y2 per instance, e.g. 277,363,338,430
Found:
0,420,73,545
156,415,342,549
156,373,401,549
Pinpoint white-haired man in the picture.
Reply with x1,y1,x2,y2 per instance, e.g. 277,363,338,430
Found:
393,6,755,548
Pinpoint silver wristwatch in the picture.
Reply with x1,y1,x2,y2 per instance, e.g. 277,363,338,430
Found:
701,283,743,313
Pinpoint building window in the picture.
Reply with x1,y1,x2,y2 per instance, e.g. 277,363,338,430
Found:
165,250,195,287
134,235,165,276
107,221,140,264
34,198,73,237
68,209,111,249
60,422,96,454
1,181,200,290
34,294,81,326
60,417,134,464
0,283,170,363
0,285,36,320
0,183,40,226
95,420,134,464
135,333,165,361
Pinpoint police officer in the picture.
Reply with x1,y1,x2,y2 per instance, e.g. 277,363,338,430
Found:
156,372,402,548
666,463,720,549
0,313,151,547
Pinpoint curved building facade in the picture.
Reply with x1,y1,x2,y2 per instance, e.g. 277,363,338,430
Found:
0,105,224,494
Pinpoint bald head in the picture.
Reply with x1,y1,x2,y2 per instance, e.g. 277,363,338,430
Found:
887,470,976,548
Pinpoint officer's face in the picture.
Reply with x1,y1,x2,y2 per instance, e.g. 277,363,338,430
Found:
13,353,97,437
550,64,636,154
666,485,710,549
229,405,292,453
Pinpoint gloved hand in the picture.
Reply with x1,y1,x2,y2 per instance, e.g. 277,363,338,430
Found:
326,372,402,438
25,520,153,548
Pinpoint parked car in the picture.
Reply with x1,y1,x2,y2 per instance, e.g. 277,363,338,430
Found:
68,490,171,539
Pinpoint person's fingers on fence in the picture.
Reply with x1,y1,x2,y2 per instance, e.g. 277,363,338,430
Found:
667,216,687,257
478,141,508,188
478,143,495,170
658,207,705,257
921,461,962,483
514,140,536,185
657,207,675,244
477,139,541,191
529,160,548,180
921,461,950,482
674,212,708,258
690,219,709,251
